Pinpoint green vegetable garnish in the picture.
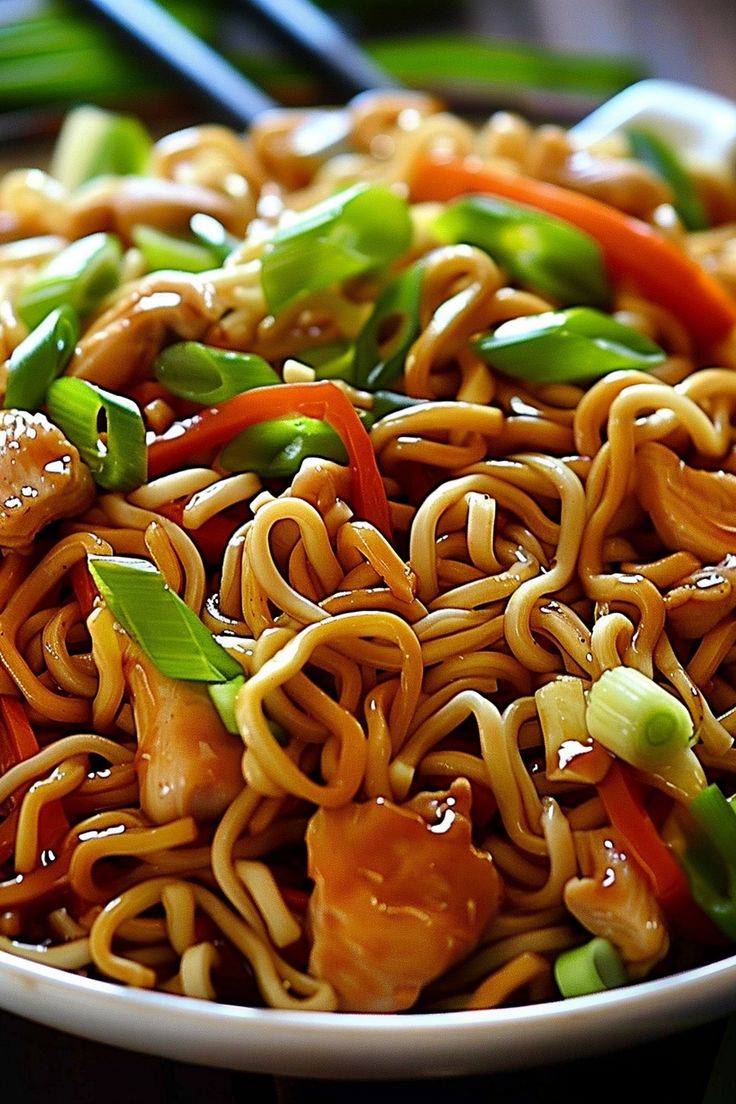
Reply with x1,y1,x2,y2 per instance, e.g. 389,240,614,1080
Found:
474,307,666,382
189,213,240,265
50,103,152,190
154,341,279,404
261,183,412,315
433,195,610,308
88,555,242,683
219,415,348,478
46,377,146,491
679,784,736,941
353,262,424,389
132,224,219,274
627,126,709,231
208,674,246,733
4,304,79,411
554,937,627,998
16,232,122,329
586,666,694,771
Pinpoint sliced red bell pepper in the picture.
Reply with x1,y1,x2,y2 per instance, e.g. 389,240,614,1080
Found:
0,696,69,863
410,155,736,350
597,761,724,943
70,559,98,619
147,382,392,538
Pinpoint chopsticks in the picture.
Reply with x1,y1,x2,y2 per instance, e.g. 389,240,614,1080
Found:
237,0,401,99
75,0,399,132
76,0,279,129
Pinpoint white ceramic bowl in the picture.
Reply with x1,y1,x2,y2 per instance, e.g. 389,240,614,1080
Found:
0,947,735,1078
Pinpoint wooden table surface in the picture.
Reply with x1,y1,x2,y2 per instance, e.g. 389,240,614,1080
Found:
0,1005,729,1103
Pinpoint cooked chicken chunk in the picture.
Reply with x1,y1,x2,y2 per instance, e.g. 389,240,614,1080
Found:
307,778,501,1011
564,828,669,978
123,647,244,825
0,409,94,551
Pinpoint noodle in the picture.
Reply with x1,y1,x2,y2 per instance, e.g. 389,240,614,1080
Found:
0,89,735,1014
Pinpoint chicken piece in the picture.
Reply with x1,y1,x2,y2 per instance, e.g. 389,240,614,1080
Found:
67,272,220,390
564,828,669,978
66,176,248,242
0,409,94,552
306,778,501,1011
636,441,736,562
123,646,244,824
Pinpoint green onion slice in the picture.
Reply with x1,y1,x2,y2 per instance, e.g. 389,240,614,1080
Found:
261,183,413,315
132,224,219,274
371,389,427,420
88,555,242,683
208,674,246,733
679,784,736,941
474,307,666,382
296,342,355,381
50,104,152,190
5,304,79,411
16,232,123,330
627,127,709,232
46,377,146,491
586,665,694,770
190,213,240,265
433,195,610,308
219,415,348,478
154,341,279,404
353,262,424,390
554,937,627,998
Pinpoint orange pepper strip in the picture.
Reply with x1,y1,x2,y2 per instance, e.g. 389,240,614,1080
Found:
410,154,736,350
147,381,392,538
0,696,69,859
70,560,98,619
597,761,724,943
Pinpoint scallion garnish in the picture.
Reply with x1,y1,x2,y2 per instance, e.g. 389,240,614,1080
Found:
88,555,242,683
353,262,424,389
627,126,709,232
371,390,427,420
50,103,152,190
154,341,279,405
207,674,246,733
586,666,694,770
296,342,354,381
219,415,348,478
189,213,240,265
132,224,219,274
554,937,627,998
15,232,123,330
260,183,412,315
4,304,79,411
474,307,666,382
432,195,610,308
679,784,736,941
46,377,146,491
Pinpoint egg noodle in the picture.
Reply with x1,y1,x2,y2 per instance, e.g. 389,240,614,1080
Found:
0,91,735,1012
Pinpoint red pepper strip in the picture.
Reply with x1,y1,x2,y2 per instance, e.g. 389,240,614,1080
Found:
154,501,242,564
279,885,310,914
0,807,19,865
148,382,392,538
410,155,736,349
0,696,69,857
70,559,98,619
597,761,724,943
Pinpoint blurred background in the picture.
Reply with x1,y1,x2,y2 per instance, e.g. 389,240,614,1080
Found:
1,0,734,145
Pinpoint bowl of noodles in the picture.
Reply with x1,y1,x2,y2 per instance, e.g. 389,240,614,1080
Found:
1,84,736,1078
